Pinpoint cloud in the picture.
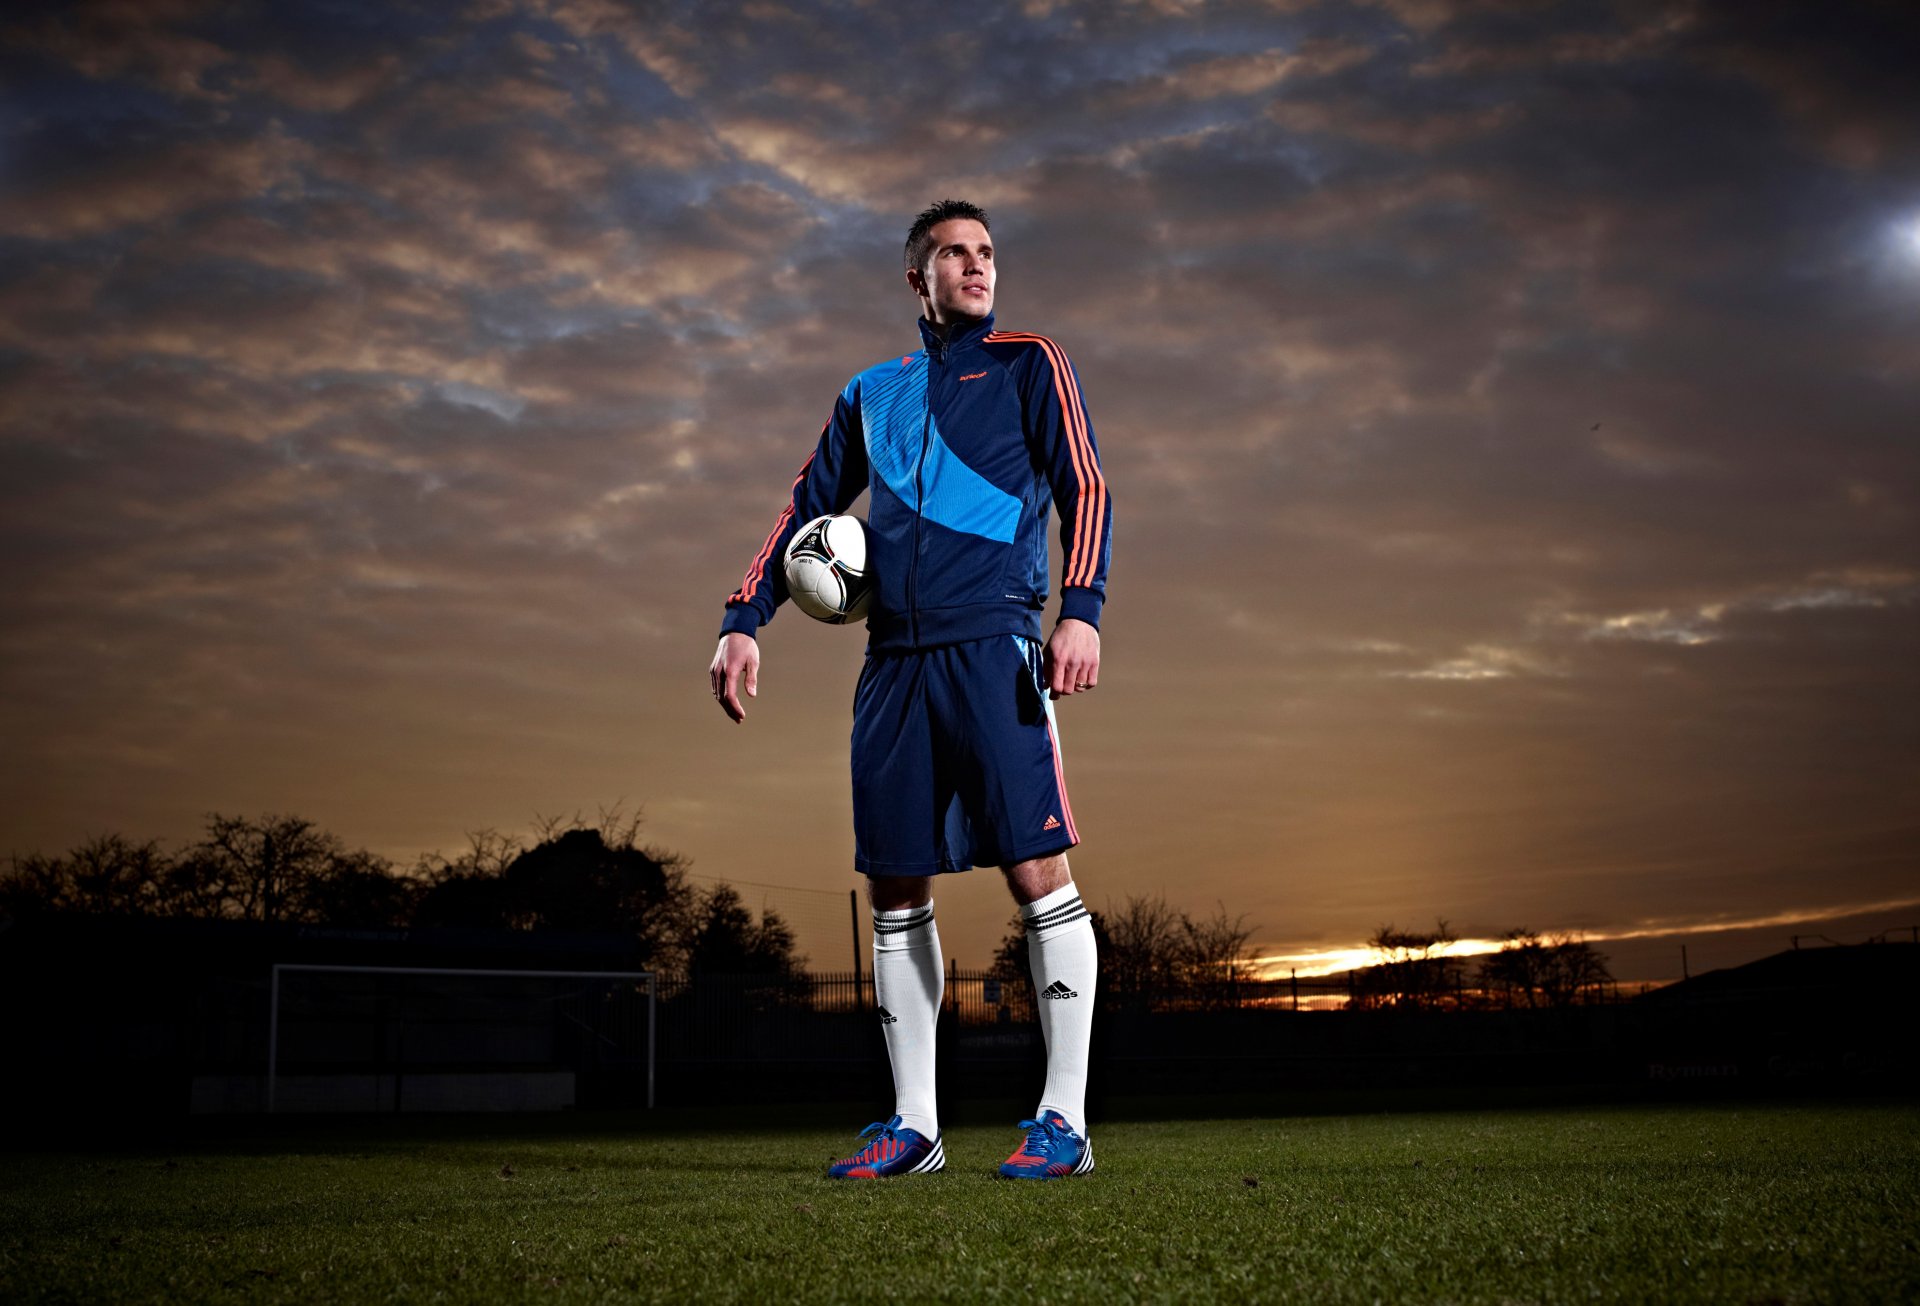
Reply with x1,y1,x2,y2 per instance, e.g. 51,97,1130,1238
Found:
0,127,311,240
1390,643,1562,681
10,0,238,101
1410,5,1698,77
1115,39,1374,105
1543,569,1919,647
1269,98,1522,152
239,50,403,112
1,0,1914,978
1687,3,1919,172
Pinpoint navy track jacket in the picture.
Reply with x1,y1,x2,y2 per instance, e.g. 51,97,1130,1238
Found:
721,313,1112,652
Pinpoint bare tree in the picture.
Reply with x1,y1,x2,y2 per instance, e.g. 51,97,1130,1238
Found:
0,808,786,973
528,801,648,853
186,813,342,924
1102,893,1186,1010
0,850,70,917
1481,929,1552,1010
1355,919,1462,1010
0,837,172,918
1,817,419,927
1180,902,1258,1011
0,835,174,918
1479,929,1613,1009
409,811,791,975
296,847,422,928
411,827,525,882
66,834,175,915
1541,931,1612,1007
676,882,801,979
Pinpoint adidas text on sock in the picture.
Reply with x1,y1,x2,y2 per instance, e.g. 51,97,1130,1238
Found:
1020,882,1097,1137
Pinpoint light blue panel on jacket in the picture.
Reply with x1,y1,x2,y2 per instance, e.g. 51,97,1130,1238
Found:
856,354,1020,544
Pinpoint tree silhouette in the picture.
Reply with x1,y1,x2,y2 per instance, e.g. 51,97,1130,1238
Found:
1480,929,1612,1008
1354,919,1461,1010
682,883,801,978
501,828,675,933
1480,929,1550,1009
1542,934,1611,1005
0,818,400,925
1100,894,1184,1010
297,848,423,929
0,805,800,979
992,893,1255,1011
0,834,173,918
394,807,688,944
1180,903,1258,1011
411,828,526,929
184,813,346,924
408,809,798,975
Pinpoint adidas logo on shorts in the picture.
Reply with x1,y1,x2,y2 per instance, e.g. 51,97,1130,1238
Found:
1040,980,1078,1000
1043,814,1061,831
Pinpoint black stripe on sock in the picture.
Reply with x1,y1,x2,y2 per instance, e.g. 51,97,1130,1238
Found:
1026,894,1083,922
1023,896,1085,931
873,909,934,935
1028,907,1090,933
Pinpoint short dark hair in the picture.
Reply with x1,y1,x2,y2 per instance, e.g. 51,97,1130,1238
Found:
904,199,990,273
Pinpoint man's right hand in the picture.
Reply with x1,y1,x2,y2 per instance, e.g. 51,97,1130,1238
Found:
709,632,759,723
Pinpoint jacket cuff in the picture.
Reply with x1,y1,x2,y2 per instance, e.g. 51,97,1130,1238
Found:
1058,587,1103,630
719,606,762,640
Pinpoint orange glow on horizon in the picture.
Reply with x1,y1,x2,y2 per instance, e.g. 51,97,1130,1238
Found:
1250,895,1920,980
1251,938,1507,980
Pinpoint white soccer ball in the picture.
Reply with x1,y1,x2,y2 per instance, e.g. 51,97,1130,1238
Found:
783,513,874,623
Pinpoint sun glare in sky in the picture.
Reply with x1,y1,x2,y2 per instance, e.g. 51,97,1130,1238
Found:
1254,939,1509,980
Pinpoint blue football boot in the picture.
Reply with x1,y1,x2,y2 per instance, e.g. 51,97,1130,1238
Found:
998,1110,1094,1179
826,1114,944,1179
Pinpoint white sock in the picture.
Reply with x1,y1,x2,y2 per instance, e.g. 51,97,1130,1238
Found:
1022,882,1097,1137
872,901,942,1139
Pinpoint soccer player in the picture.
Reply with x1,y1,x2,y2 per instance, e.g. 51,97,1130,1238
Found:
709,200,1110,1180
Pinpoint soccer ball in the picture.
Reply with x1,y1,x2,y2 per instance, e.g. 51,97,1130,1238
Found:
783,513,874,623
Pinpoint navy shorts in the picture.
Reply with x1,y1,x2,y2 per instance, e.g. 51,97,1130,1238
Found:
852,634,1080,876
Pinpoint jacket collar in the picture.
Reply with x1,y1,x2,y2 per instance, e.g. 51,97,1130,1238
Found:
918,312,995,356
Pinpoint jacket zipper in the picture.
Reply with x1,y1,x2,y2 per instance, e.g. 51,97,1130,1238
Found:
908,334,943,646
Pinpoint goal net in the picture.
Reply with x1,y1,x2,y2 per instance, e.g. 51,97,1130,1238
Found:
264,965,655,1114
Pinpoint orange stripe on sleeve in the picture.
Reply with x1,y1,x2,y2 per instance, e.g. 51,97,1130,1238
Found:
1042,339,1103,587
1041,339,1096,587
1046,339,1104,587
988,333,1081,563
729,448,817,604
989,332,1104,588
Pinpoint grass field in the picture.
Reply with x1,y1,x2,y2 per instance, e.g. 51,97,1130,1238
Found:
3,1100,1916,1304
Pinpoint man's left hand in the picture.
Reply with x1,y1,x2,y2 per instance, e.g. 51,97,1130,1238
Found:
1043,618,1100,700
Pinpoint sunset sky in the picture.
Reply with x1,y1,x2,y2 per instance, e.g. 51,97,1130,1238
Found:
2,0,1915,981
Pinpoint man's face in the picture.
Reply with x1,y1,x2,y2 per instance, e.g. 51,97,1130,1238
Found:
910,218,995,324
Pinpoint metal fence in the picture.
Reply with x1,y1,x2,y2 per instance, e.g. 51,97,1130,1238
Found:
195,964,1651,1083
649,966,1376,1063
648,965,1672,1071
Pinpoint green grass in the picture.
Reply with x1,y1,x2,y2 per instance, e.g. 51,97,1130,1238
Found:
3,1101,1916,1304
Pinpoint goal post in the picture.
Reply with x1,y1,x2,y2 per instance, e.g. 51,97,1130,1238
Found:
266,964,656,1114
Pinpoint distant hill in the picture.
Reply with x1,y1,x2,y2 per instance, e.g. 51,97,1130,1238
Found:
1639,941,1918,1008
